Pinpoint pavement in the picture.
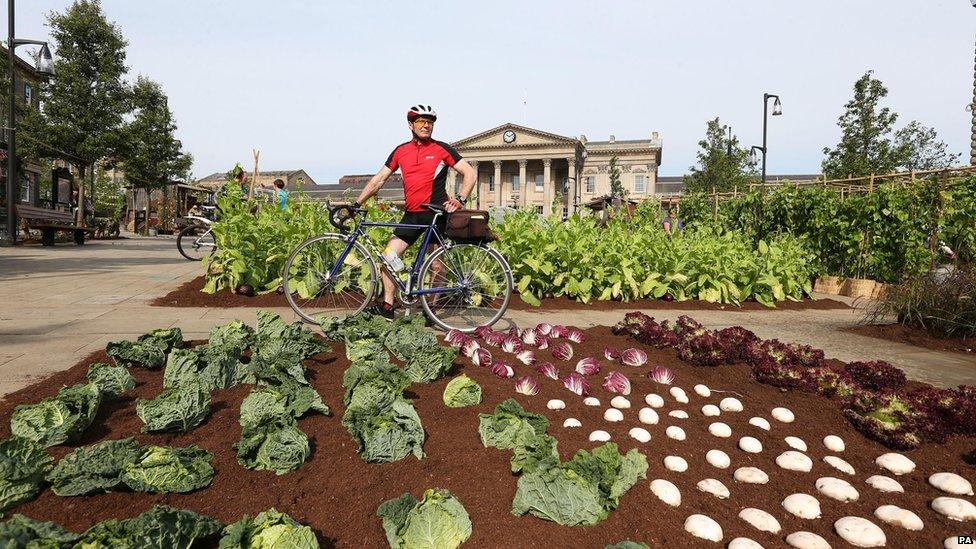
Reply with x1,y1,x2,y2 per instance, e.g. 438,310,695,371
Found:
1,236,974,396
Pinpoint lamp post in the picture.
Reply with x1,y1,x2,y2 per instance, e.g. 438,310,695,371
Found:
760,93,782,190
6,0,55,244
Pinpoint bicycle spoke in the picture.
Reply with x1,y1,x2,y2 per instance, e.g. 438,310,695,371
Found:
420,245,511,332
285,236,376,323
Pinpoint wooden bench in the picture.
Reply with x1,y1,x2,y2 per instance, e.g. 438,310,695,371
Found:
15,205,95,246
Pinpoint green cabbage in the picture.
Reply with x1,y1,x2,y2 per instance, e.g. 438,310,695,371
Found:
319,312,392,341
345,338,385,362
442,375,482,408
403,345,457,384
86,362,135,398
342,399,425,463
73,505,223,548
511,443,648,526
384,316,437,361
136,327,184,353
0,437,52,513
46,438,140,496
254,311,330,359
209,320,254,356
105,340,165,369
509,432,559,474
606,542,649,549
0,514,79,547
478,398,548,450
235,417,310,475
120,445,214,493
240,382,328,428
10,383,102,447
219,508,318,548
377,489,472,549
162,345,245,391
136,380,211,433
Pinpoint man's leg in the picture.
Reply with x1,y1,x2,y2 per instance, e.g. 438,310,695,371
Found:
380,237,410,306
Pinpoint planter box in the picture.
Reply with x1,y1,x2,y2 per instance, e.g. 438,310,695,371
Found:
814,275,842,295
841,278,882,300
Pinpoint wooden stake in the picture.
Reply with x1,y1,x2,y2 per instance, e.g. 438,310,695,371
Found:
250,149,260,199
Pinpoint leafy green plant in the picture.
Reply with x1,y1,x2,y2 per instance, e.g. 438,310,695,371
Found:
442,375,482,408
0,437,52,513
377,489,472,549
120,445,215,493
10,383,102,447
219,508,318,548
136,380,211,433
47,438,140,496
864,264,976,338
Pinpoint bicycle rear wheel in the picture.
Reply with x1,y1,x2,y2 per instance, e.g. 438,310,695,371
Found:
418,243,513,332
283,234,378,324
177,225,216,261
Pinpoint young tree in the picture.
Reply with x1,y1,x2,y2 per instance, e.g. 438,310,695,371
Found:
893,121,961,172
684,117,757,193
118,77,192,234
608,155,623,198
18,0,130,225
822,71,901,178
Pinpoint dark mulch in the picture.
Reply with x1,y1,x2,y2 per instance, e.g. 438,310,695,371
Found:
1,323,972,547
846,323,975,355
150,275,850,312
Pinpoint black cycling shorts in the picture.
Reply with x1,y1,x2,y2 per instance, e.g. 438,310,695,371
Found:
392,210,446,246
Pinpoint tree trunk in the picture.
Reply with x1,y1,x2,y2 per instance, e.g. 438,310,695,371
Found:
143,186,150,236
89,165,96,219
75,164,86,227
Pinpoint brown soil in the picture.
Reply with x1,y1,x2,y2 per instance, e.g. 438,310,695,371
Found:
2,323,972,548
151,275,850,312
846,324,975,355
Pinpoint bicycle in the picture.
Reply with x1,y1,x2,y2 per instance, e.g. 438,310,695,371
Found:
282,203,513,332
176,205,217,261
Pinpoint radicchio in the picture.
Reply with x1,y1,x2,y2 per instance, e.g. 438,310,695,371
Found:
648,365,675,385
575,357,601,376
535,322,553,336
567,328,585,344
549,325,569,339
602,371,632,395
502,336,523,354
550,341,574,361
521,329,539,346
484,332,506,347
604,346,620,360
460,339,480,358
562,372,590,396
474,325,494,339
535,335,550,350
472,348,492,367
621,348,648,367
515,376,540,396
491,361,515,379
535,362,560,380
445,329,467,348
515,349,536,366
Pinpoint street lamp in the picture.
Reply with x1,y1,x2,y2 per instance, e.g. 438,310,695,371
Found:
760,93,782,190
6,0,55,244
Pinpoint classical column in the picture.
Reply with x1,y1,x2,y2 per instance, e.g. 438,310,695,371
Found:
566,157,576,216
517,159,527,209
447,170,458,197
468,160,479,208
542,158,552,215
493,160,502,208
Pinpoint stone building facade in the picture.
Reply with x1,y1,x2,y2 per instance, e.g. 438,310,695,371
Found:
447,123,662,216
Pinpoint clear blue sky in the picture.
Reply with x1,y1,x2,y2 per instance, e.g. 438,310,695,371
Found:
9,0,976,182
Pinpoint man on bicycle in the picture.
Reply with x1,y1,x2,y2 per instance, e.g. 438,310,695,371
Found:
354,104,478,320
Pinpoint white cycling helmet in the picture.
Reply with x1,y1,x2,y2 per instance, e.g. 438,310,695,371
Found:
407,104,437,121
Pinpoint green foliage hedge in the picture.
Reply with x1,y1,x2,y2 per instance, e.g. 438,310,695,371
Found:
679,178,976,283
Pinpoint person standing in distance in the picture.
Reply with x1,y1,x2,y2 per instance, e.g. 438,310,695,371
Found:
354,105,477,320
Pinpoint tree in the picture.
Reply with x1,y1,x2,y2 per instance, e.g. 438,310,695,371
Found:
118,77,192,234
18,0,131,225
893,121,960,172
822,71,901,178
684,117,757,193
608,155,623,198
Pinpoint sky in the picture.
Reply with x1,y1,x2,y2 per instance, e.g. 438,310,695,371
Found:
8,0,976,183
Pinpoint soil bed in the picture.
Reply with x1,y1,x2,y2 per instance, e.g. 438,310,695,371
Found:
151,275,850,312
3,322,973,548
846,323,975,355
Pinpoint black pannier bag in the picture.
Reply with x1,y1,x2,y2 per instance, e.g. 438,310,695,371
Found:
445,209,496,243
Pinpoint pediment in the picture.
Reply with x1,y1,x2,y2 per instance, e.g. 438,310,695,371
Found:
452,123,578,149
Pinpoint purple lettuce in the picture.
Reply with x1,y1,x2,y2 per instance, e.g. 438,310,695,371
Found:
472,348,492,367
562,372,589,396
515,375,540,396
844,361,907,392
620,348,647,367
535,362,559,380
550,341,574,361
491,361,515,379
575,357,600,376
602,371,632,395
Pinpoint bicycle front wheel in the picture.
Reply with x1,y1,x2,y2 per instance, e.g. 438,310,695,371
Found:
283,234,378,324
177,225,216,261
418,244,513,332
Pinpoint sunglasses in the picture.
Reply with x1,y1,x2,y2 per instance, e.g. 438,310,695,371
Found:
412,119,435,127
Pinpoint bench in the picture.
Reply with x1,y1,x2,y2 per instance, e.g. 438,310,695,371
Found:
15,205,95,246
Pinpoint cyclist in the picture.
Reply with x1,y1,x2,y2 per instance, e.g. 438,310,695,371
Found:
354,104,478,320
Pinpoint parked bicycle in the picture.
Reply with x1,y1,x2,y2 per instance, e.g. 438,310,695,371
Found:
283,203,513,332
177,205,217,261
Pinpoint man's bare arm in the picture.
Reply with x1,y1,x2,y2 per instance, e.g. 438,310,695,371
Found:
355,166,393,205
454,159,477,200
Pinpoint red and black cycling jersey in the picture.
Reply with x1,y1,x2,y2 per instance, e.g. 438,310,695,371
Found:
385,139,462,212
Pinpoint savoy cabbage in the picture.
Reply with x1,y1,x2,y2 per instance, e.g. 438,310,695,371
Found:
235,416,310,475
377,489,472,549
106,339,166,369
120,444,214,493
0,514,79,547
10,382,102,447
86,362,135,398
0,436,52,513
442,375,482,408
136,380,211,433
46,437,140,496
219,508,318,548
478,398,549,450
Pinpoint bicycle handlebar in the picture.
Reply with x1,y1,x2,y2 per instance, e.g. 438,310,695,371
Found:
329,204,367,232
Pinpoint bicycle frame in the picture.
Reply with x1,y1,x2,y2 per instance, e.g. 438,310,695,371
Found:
329,213,456,298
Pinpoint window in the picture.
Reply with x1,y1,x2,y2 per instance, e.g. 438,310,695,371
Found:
635,175,645,194
488,175,494,192
585,176,595,193
535,174,543,192
562,207,569,219
24,83,32,106
512,175,520,192
20,173,31,204
535,205,544,215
